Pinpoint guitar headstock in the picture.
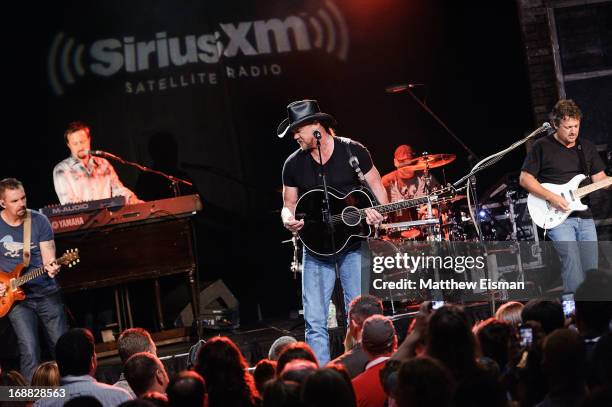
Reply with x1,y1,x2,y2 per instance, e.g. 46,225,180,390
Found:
430,185,457,203
58,248,80,268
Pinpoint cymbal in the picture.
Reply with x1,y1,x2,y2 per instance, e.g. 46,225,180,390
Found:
398,154,456,170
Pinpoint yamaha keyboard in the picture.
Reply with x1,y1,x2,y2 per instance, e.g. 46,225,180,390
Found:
40,196,126,217
51,194,202,333
46,194,203,234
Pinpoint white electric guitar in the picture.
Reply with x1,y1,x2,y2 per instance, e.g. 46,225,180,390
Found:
527,174,612,229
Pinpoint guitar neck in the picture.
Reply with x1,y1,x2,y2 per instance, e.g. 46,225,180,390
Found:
576,177,612,198
15,265,47,287
363,195,430,215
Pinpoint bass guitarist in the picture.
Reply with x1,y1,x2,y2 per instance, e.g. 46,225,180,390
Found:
279,100,387,365
0,178,68,382
519,99,609,292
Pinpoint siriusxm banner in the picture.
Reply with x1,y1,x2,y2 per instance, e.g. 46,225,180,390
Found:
47,1,349,96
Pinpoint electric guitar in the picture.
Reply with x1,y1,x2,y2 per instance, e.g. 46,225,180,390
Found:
0,249,80,317
527,174,612,229
295,186,455,256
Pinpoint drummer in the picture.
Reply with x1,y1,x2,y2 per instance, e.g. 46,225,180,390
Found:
381,145,439,238
382,145,430,203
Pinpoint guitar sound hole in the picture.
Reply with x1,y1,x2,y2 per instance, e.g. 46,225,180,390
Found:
341,206,362,226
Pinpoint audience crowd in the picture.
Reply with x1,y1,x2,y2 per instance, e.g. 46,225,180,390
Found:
1,270,611,407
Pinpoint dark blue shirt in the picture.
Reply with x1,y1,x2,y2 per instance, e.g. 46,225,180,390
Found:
0,210,60,298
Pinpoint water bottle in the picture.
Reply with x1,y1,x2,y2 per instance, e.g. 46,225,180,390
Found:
327,301,338,328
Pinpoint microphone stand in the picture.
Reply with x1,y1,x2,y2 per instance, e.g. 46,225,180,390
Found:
314,134,347,329
452,124,551,201
452,123,551,313
398,86,480,164
99,152,192,198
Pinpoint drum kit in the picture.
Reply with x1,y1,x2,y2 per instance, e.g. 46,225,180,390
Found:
379,152,477,244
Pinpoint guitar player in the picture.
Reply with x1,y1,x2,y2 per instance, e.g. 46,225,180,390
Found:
0,178,68,382
519,99,609,292
278,99,387,365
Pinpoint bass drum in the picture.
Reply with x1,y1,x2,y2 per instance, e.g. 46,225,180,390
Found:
380,224,423,242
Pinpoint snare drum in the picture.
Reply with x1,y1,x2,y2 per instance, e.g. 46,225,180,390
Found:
381,222,422,241
384,206,422,241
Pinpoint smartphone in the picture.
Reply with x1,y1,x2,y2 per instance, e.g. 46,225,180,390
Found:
562,293,575,318
431,301,445,310
519,325,533,348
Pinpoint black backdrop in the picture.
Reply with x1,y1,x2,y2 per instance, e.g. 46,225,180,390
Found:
5,0,533,325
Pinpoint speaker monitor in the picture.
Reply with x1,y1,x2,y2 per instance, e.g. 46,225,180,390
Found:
178,279,238,327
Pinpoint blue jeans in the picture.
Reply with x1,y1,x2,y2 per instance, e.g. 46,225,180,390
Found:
547,217,598,293
8,291,68,383
302,248,362,366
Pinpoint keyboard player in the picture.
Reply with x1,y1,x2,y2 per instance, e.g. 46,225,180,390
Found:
51,121,141,341
53,121,142,204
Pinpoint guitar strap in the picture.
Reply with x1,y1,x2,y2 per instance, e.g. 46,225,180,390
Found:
339,137,381,205
576,141,591,179
23,209,31,267
575,140,593,207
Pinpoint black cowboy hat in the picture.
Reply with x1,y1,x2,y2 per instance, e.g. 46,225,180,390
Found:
276,99,337,138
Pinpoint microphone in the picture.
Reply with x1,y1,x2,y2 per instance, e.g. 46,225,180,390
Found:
83,149,118,159
538,122,555,135
385,83,425,93
313,130,321,140
84,149,106,156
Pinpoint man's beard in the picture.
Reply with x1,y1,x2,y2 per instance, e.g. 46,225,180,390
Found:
298,141,313,151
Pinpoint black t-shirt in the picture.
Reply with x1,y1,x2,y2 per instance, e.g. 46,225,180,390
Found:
521,135,606,218
282,137,373,195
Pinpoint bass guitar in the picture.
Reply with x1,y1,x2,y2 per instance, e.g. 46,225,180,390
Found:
527,174,612,229
295,186,455,256
0,249,80,317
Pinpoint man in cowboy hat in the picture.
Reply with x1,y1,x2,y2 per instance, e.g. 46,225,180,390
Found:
278,99,388,365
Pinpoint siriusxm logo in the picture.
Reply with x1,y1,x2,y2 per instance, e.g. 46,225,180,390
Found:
48,1,349,95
